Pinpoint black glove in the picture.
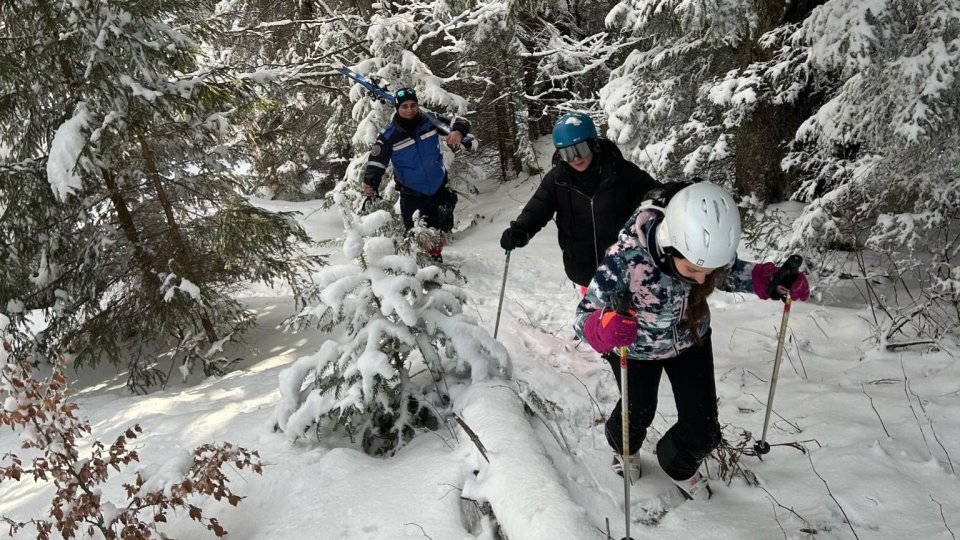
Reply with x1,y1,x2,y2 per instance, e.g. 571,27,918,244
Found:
500,227,529,251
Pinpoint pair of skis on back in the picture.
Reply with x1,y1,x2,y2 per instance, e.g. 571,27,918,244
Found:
332,62,474,215
332,62,475,150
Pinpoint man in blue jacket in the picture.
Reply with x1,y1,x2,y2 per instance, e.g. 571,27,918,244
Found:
363,88,469,261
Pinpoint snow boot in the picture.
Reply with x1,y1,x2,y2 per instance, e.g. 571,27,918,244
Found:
426,241,444,264
672,470,712,501
611,454,641,483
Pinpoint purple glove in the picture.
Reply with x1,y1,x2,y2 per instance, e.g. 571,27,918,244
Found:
583,308,637,354
752,262,810,301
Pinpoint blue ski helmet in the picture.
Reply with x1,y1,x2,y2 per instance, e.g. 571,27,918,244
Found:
552,112,598,148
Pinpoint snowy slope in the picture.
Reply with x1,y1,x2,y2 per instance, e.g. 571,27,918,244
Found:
2,140,958,539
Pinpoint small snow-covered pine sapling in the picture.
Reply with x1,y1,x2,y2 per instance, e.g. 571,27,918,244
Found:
273,206,510,455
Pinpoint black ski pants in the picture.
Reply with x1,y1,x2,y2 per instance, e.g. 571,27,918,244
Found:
603,337,722,481
398,177,456,232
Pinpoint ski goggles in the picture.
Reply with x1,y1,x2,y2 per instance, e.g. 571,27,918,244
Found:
395,88,417,99
557,141,592,162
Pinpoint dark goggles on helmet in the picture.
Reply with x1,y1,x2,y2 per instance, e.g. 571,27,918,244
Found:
395,88,416,99
557,141,592,162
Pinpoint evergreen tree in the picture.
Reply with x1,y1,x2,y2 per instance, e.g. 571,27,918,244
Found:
450,0,627,180
217,0,367,199
601,0,825,198
0,0,322,387
274,203,510,455
750,0,960,339
601,0,764,185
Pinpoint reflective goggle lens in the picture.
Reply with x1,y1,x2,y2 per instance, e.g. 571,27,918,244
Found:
558,141,592,162
396,88,416,98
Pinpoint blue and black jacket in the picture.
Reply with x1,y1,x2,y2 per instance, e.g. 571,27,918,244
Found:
363,112,470,196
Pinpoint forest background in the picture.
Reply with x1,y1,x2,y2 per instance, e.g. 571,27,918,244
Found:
0,0,958,538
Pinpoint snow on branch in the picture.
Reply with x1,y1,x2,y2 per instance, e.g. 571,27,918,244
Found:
274,206,509,454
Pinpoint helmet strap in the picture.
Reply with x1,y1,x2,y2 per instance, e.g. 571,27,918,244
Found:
648,218,698,285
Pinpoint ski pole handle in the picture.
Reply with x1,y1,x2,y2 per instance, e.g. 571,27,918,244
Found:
767,255,803,301
611,289,635,317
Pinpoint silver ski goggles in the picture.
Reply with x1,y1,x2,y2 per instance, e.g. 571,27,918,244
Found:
557,141,592,162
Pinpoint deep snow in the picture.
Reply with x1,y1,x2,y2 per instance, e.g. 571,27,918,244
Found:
2,139,958,539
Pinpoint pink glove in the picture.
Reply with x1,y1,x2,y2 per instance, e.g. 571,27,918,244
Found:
752,262,810,301
583,308,637,354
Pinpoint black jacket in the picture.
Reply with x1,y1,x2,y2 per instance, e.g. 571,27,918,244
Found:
510,139,658,286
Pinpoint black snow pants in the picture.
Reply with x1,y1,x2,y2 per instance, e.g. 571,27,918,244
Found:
603,337,722,481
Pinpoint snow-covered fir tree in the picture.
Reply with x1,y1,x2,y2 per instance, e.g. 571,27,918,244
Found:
446,0,630,178
710,0,960,339
274,200,510,455
601,0,762,186
217,0,366,199
0,0,321,387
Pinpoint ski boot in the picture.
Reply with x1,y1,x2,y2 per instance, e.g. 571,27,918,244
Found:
611,454,641,483
672,469,712,501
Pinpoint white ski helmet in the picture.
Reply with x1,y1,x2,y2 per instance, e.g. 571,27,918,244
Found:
655,182,741,268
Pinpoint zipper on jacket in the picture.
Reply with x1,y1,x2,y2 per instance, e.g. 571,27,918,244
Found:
672,294,686,356
565,159,606,269
590,198,599,267
568,186,601,269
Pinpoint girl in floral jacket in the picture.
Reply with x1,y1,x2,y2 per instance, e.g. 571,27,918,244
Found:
574,181,810,500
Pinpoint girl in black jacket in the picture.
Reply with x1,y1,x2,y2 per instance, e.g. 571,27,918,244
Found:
500,112,659,288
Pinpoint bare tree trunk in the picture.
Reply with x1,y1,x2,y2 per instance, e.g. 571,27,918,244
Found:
492,68,517,182
136,133,218,343
523,54,544,140
101,168,159,295
37,0,74,81
734,101,811,201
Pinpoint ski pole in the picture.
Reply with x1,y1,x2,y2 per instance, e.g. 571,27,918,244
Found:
619,343,632,540
754,255,803,455
493,251,511,339
612,290,636,540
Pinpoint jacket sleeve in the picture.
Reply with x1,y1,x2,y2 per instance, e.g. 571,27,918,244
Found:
720,258,756,294
363,132,392,190
510,171,559,237
574,220,642,340
623,161,660,206
433,112,470,136
451,115,470,136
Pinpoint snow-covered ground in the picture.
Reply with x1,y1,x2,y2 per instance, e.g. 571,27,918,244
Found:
2,141,958,539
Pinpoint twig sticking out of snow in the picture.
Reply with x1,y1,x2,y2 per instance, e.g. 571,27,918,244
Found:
454,413,490,463
807,453,861,540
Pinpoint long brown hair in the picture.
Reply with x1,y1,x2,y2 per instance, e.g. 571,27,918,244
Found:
684,268,729,345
